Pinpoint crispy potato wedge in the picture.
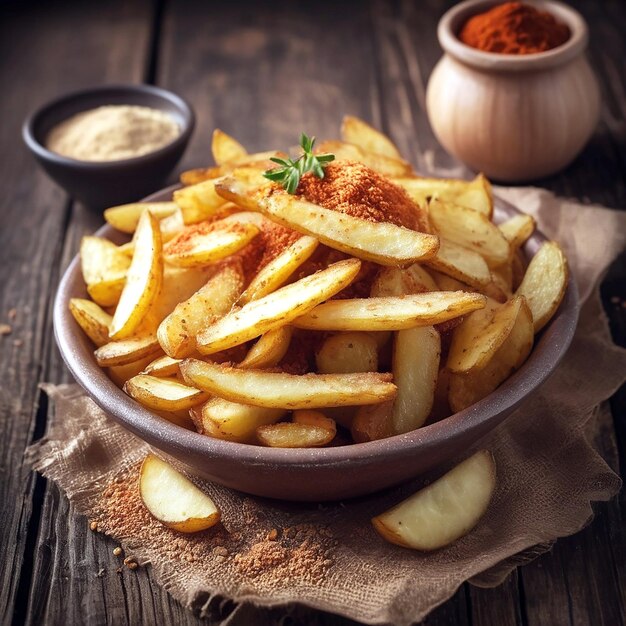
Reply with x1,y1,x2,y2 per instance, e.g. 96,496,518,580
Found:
351,401,394,443
142,355,182,377
181,358,396,409
163,221,259,268
372,450,496,550
447,296,524,373
238,236,319,304
499,214,535,250
428,199,509,265
124,374,208,411
158,264,244,358
239,326,293,369
194,397,285,442
394,174,493,217
256,422,335,448
316,332,378,374
159,207,185,242
95,334,162,367
516,241,568,333
317,140,413,177
107,354,156,388
196,259,361,354
370,264,438,297
80,236,131,307
140,453,220,533
293,291,486,331
212,129,247,165
341,115,403,160
391,326,441,435
180,152,284,186
173,179,229,225
429,269,469,292
215,175,439,267
426,238,492,288
69,298,112,347
449,297,534,412
109,211,163,339
104,202,178,234
292,410,337,434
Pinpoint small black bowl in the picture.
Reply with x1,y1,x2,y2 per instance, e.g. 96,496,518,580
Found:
22,84,195,209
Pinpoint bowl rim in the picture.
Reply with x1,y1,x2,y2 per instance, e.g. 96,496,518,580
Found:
438,0,589,72
22,83,195,169
53,183,580,469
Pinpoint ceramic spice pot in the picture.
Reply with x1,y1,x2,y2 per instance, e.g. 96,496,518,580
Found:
426,0,600,182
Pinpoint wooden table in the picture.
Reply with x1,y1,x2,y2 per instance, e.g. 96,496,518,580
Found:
1,1,624,624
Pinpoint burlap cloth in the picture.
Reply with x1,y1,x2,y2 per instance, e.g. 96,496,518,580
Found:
27,187,626,626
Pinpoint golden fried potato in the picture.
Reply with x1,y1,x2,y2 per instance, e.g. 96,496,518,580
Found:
173,179,229,224
256,422,335,448
104,202,178,234
124,375,208,411
212,129,247,165
341,115,403,160
239,326,293,369
316,332,378,374
69,298,112,347
426,238,492,289
95,334,162,367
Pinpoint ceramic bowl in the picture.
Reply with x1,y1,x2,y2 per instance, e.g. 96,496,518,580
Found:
53,186,579,501
22,84,195,209
426,0,600,182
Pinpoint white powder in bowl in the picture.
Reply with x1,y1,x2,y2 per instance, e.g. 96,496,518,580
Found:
46,105,181,162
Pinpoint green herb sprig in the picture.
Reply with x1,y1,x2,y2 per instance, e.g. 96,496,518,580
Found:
263,133,335,194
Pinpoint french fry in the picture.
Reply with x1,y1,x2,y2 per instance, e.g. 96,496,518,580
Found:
341,115,403,160
257,422,335,448
215,175,439,267
124,375,208,411
196,259,361,354
238,236,319,304
370,265,438,297
212,129,247,165
239,326,293,369
95,334,162,367
426,238,492,288
499,214,535,250
181,358,397,409
516,241,568,333
173,179,229,224
104,202,178,234
69,298,112,347
315,332,378,373
109,211,163,339
293,291,486,331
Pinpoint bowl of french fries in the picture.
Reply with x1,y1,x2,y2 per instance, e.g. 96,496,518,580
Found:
53,117,578,501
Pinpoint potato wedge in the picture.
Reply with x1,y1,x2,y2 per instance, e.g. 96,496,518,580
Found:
317,140,413,177
140,453,220,533
316,332,378,374
238,236,319,304
215,175,439,267
370,264,439,298
341,115,403,160
109,211,163,339
239,326,293,369
516,241,568,333
158,264,244,358
181,358,396,409
426,238,492,288
392,326,441,435
163,221,259,268
80,236,131,307
196,259,361,354
372,450,496,550
124,374,208,411
394,174,493,217
107,354,156,388
95,334,162,367
69,298,112,347
499,214,535,250
159,207,185,242
104,202,178,234
447,296,524,373
292,410,337,434
256,422,335,448
449,297,534,412
142,355,182,377
212,128,247,165
351,401,394,443
173,179,229,225
293,291,486,331
428,199,509,265
180,152,284,186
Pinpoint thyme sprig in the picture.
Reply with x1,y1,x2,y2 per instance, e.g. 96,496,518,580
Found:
263,133,335,194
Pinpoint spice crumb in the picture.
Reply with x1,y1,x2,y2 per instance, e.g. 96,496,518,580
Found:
123,556,134,565
95,568,105,578
8,308,17,320
89,521,99,532
113,547,123,557
0,324,12,336
267,528,279,541
213,546,229,557
127,561,138,570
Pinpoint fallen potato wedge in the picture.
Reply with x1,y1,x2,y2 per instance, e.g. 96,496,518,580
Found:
341,115,403,160
95,334,162,367
316,332,378,374
196,259,361,354
428,199,509,265
239,325,293,369
124,374,208,411
293,291,486,331
516,241,568,333
499,214,535,250
173,178,229,224
447,296,524,373
391,325,441,435
317,140,413,177
238,236,319,304
140,453,220,533
69,298,112,347
80,236,131,307
181,358,396,409
104,202,178,234
109,211,163,339
426,238,492,288
163,220,259,268
372,450,496,550
214,175,439,267
256,422,335,448
449,297,534,412
158,264,244,358
212,128,247,165
142,355,182,377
